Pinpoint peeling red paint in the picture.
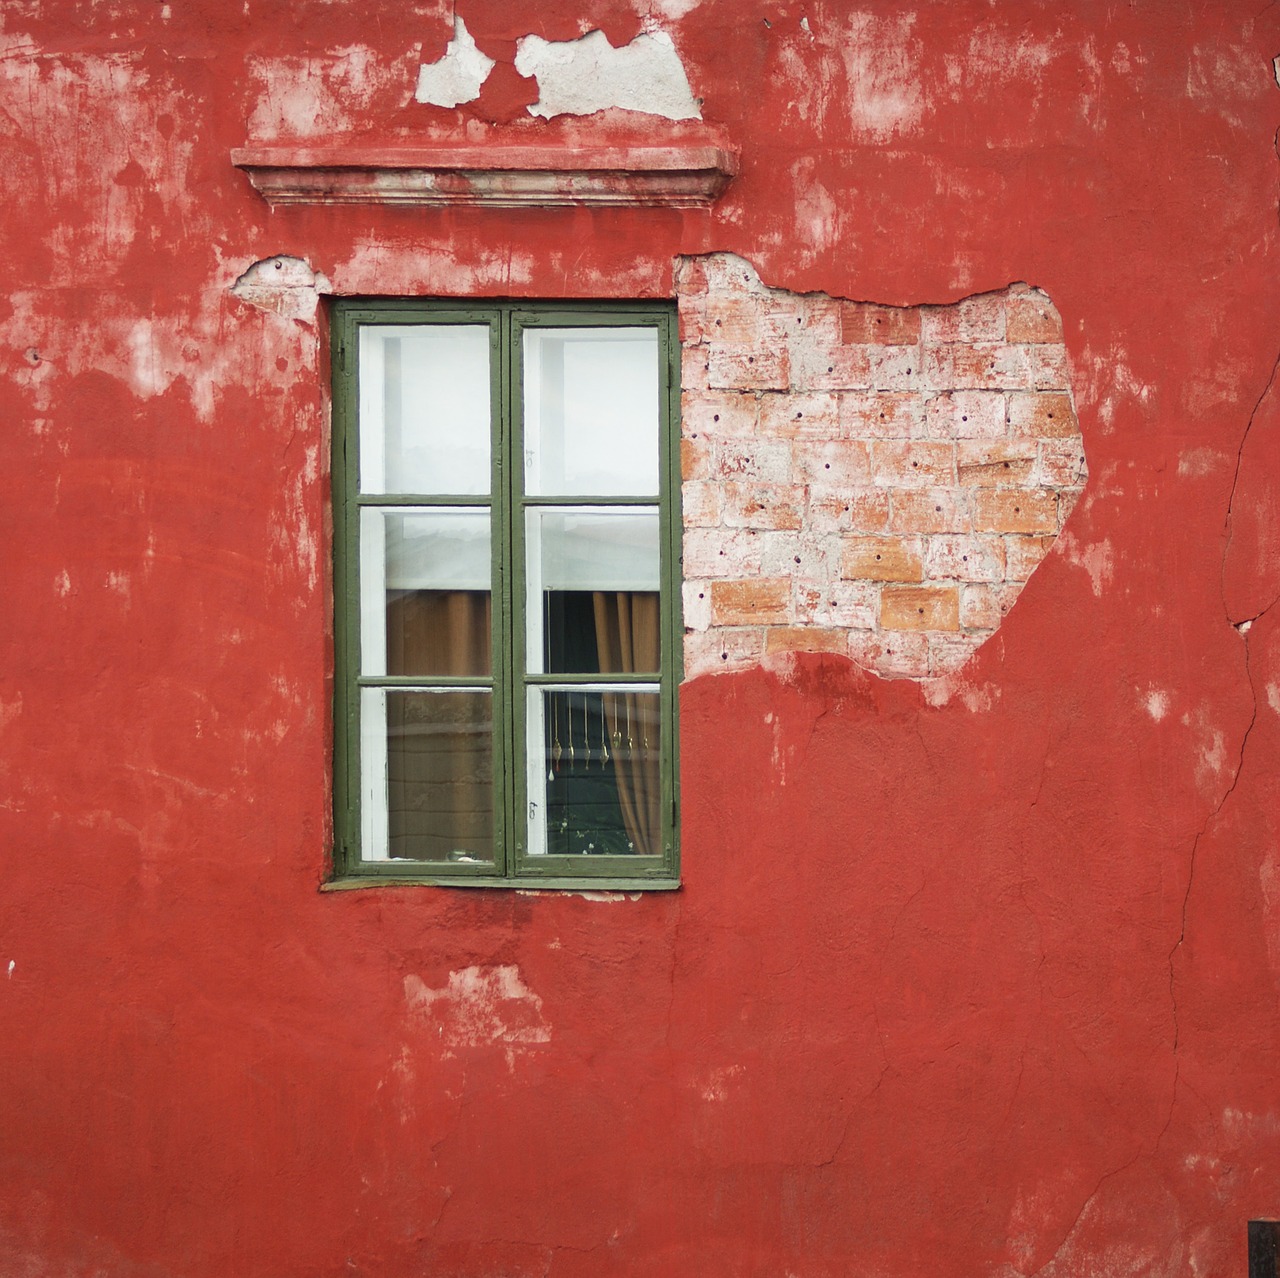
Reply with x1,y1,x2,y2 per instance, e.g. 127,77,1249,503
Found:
2,2,1280,1276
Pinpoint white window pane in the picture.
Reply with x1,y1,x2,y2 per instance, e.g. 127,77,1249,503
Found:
360,508,490,677
523,328,659,496
359,325,490,495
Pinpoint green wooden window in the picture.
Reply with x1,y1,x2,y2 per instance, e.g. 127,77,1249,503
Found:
331,301,681,889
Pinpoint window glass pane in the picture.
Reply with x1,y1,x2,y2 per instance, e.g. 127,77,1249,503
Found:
523,328,659,496
528,688,661,857
361,508,490,677
362,688,494,863
526,508,660,674
359,325,490,495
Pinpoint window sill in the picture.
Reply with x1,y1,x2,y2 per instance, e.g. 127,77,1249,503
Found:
322,875,681,893
231,140,736,208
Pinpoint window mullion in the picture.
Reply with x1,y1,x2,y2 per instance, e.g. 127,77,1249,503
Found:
501,306,523,874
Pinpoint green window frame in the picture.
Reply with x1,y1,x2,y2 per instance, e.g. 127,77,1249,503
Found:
330,300,681,889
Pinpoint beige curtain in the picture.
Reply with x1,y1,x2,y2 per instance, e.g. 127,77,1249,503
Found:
593,592,662,856
385,590,492,860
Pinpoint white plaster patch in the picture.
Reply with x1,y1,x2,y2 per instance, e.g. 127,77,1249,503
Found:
403,965,551,1052
1059,532,1114,598
415,16,494,109
1176,447,1226,477
699,1063,744,1101
515,29,701,120
1144,689,1171,722
246,46,404,141
1074,345,1151,431
1188,708,1229,795
230,255,331,323
1266,682,1280,716
842,12,925,141
790,157,840,258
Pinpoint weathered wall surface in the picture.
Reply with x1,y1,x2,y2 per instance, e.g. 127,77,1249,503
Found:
2,2,1279,1275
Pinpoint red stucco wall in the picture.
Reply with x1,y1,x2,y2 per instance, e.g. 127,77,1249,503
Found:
3,2,1280,1274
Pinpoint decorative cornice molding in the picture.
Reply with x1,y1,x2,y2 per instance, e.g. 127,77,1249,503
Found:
231,143,737,208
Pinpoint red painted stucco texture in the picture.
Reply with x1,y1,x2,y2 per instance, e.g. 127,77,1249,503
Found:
3,2,1280,1275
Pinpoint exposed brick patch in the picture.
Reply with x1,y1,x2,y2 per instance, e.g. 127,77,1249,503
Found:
677,254,1088,680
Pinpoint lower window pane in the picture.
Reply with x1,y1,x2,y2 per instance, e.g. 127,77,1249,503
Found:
533,688,661,857
375,690,494,863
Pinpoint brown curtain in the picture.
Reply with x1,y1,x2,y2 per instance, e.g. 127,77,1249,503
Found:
385,590,492,860
593,592,662,857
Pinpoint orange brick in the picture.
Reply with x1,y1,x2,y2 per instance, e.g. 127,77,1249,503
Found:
683,528,763,577
704,296,766,344
711,578,792,626
861,344,921,390
1004,534,1057,579
961,582,1025,629
924,390,1005,439
684,627,765,676
794,440,872,486
920,293,1006,343
839,392,926,439
1008,392,1077,438
840,536,924,582
796,580,877,628
852,630,931,677
1037,439,1088,486
681,436,711,480
879,585,961,631
956,440,1037,486
870,440,956,487
682,345,711,392
1028,345,1070,391
789,339,871,390
924,534,1006,582
707,343,789,391
888,489,970,533
720,482,803,530
1006,291,1063,343
920,343,1032,390
841,301,921,345
683,391,759,439
758,392,840,438
714,439,793,483
808,487,890,533
929,634,981,675
764,626,848,655
681,480,720,526
971,489,1058,534
678,296,712,344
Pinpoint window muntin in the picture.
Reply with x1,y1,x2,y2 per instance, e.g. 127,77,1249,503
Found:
332,302,679,888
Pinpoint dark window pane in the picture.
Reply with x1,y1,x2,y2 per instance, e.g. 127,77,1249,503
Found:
386,691,493,862
539,689,660,856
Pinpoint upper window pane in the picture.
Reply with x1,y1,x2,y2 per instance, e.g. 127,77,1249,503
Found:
523,327,659,496
359,325,490,495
